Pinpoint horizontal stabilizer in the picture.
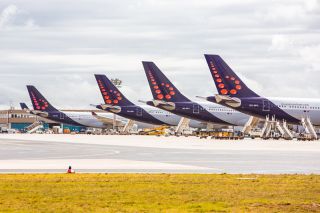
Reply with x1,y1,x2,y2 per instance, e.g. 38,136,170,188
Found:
91,112,123,126
152,99,176,110
209,94,241,108
20,102,29,110
95,104,121,113
138,100,147,104
195,96,208,101
29,110,49,117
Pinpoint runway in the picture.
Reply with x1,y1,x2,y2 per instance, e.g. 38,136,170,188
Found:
0,134,319,174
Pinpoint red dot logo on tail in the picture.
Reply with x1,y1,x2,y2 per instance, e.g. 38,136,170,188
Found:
148,70,165,101
98,79,123,105
157,94,164,99
210,64,243,95
220,89,228,95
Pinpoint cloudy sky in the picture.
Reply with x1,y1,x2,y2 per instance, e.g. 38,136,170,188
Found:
0,0,319,109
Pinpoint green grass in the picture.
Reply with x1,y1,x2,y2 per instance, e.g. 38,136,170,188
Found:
0,174,319,212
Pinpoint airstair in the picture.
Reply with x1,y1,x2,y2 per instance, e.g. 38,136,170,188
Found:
260,116,294,139
206,123,214,131
301,117,317,140
242,116,260,134
282,120,294,139
260,115,272,138
175,117,190,135
122,119,135,133
26,121,43,133
275,121,285,136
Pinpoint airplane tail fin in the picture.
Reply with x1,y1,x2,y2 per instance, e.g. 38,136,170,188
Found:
20,103,29,110
26,85,58,112
94,74,134,106
204,54,259,98
142,61,190,102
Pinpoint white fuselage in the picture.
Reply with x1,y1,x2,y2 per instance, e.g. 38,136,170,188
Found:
198,102,250,126
62,111,122,128
138,105,207,129
63,109,207,129
268,97,320,126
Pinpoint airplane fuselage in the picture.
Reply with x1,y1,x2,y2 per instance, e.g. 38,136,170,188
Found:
146,101,250,127
209,96,320,126
34,111,118,128
97,105,207,129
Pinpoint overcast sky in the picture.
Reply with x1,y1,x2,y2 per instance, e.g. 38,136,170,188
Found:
0,0,319,109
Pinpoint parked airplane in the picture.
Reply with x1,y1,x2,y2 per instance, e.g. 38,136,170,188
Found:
24,85,122,128
94,74,206,129
204,54,320,133
142,61,250,127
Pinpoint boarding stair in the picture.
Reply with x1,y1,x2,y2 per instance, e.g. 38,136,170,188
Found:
260,115,294,139
260,115,272,138
242,116,260,134
206,123,214,131
275,121,285,136
175,117,190,135
301,117,317,140
282,121,294,139
122,119,135,133
26,121,43,133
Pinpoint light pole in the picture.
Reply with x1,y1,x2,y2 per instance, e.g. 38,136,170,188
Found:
110,78,122,131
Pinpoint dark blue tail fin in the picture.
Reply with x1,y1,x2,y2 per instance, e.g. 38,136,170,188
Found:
20,103,29,110
142,61,190,102
94,74,134,106
26,85,58,112
204,54,259,98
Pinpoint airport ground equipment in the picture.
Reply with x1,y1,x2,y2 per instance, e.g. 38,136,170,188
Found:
175,117,191,135
206,123,214,131
196,129,243,140
26,121,44,134
260,116,294,140
139,125,172,136
122,119,135,133
242,116,260,135
301,117,317,140
258,115,317,140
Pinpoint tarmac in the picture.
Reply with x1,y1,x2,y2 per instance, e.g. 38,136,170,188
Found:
0,134,319,174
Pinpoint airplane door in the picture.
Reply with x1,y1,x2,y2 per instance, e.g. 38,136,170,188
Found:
262,100,270,111
193,104,200,114
136,108,142,117
60,113,65,119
